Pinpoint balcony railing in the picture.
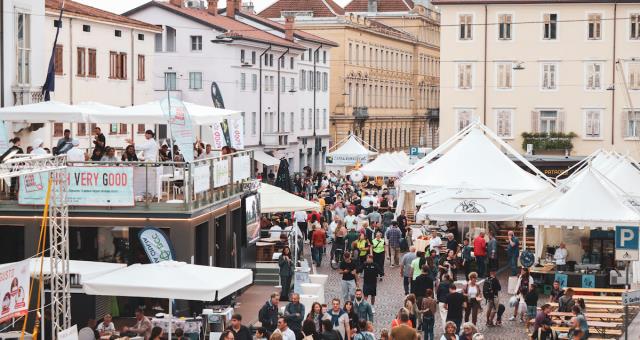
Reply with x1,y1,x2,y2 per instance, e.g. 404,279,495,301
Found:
263,131,290,148
521,132,577,152
12,85,43,105
0,151,256,214
353,106,369,119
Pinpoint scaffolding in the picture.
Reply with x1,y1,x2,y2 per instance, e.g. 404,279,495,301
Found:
0,154,69,338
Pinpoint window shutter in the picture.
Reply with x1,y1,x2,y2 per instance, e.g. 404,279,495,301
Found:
586,111,594,135
505,111,512,137
531,110,540,133
506,65,512,88
558,110,566,133
623,110,630,137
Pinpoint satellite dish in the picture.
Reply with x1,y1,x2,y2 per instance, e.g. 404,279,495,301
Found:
350,170,364,183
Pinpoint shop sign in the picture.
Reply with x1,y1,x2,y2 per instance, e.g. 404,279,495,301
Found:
615,226,639,261
325,154,368,166
623,290,640,306
232,155,251,182
213,159,230,188
58,325,79,340
138,227,175,263
193,165,211,194
0,259,29,323
18,167,134,206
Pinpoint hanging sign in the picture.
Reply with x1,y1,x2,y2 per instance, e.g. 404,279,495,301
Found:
325,154,368,166
555,273,568,288
0,259,29,323
161,97,194,162
138,227,175,263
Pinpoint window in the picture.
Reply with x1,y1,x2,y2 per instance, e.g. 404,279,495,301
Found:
323,51,327,64
77,123,87,136
240,49,245,63
280,57,284,68
300,109,305,129
289,112,294,132
120,124,128,135
16,12,31,85
290,57,294,69
498,14,512,40
137,55,145,81
138,33,144,41
270,76,275,92
456,109,473,132
543,13,558,40
497,62,512,89
251,112,257,136
586,62,602,90
290,78,295,92
315,71,320,90
137,124,146,134
252,74,257,91
348,43,352,64
588,13,602,40
323,72,328,92
629,63,640,90
114,30,122,37
355,44,359,65
53,123,63,137
495,109,513,138
584,109,601,138
189,72,202,89
88,49,96,77
459,14,472,40
251,51,256,64
190,35,202,51
154,33,162,52
625,110,640,138
109,123,118,135
308,109,312,129
54,45,63,75
541,63,557,90
77,47,85,76
240,73,246,90
281,77,285,92
82,24,90,32
322,109,327,129
630,14,640,39
300,70,306,90
270,54,274,67
539,110,559,133
164,72,177,90
457,63,472,89
308,71,313,91
109,52,127,79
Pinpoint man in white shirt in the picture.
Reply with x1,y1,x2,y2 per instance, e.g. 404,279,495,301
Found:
429,230,442,256
127,130,158,162
66,139,86,163
275,316,296,340
96,313,116,336
294,210,308,241
344,209,357,230
554,242,568,271
269,224,283,239
31,139,47,155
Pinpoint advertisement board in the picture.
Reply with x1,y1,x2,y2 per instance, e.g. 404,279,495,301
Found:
138,227,175,263
193,165,211,194
0,260,29,323
244,194,260,244
19,167,134,206
233,155,251,182
213,159,229,188
325,154,368,166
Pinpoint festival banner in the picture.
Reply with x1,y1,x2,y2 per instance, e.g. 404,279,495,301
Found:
211,121,226,150
213,159,230,188
581,274,595,288
229,117,244,150
138,227,175,263
232,155,251,182
161,97,194,162
18,167,134,206
193,164,211,194
211,117,244,150
0,260,29,323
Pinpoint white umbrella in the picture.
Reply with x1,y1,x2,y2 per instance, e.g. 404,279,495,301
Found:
0,101,88,122
259,183,320,213
109,101,241,125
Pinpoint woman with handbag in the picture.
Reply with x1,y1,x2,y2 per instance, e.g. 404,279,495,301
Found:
509,267,532,322
463,272,483,325
420,289,437,340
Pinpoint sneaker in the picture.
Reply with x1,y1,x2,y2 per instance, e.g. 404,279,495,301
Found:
508,316,516,321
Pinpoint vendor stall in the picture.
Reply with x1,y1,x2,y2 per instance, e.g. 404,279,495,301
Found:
325,135,377,168
358,152,409,178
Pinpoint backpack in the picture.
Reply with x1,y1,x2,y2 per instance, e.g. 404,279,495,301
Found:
483,278,495,299
354,332,374,340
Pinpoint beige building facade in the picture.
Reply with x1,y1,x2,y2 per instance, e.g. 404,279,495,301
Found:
260,0,441,152
434,0,640,158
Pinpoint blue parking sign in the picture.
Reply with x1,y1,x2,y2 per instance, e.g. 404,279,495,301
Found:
615,226,639,261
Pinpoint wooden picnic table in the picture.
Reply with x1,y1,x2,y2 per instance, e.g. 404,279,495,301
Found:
549,302,624,312
565,287,625,295
549,312,623,322
573,295,622,303
551,325,622,337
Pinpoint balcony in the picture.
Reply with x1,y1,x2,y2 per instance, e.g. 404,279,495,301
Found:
0,151,256,215
263,131,290,149
426,108,439,119
521,132,577,154
353,106,369,119
12,85,43,105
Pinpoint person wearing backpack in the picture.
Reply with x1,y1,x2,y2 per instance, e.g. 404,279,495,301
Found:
353,320,375,340
483,269,501,327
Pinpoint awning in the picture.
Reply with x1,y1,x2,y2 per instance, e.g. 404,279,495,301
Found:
259,183,320,213
253,150,280,166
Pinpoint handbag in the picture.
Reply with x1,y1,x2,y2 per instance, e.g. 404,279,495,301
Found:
508,295,519,308
507,276,519,295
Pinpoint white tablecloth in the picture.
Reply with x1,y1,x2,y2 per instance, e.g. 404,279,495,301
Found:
151,318,202,334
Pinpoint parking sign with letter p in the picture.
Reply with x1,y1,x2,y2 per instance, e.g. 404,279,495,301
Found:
615,226,640,261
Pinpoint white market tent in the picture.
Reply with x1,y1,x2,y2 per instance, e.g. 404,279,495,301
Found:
253,150,280,166
326,135,377,166
415,187,524,222
83,261,253,301
105,100,241,125
259,183,320,213
0,101,89,122
0,258,126,283
359,152,410,177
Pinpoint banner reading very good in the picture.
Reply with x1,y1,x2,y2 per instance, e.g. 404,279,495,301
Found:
138,227,175,263
18,167,134,206
0,260,29,323
161,97,194,162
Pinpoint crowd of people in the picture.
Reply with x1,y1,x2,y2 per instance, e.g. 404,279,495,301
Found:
257,170,591,340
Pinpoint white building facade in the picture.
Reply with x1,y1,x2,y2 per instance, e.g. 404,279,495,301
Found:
434,0,640,159
126,0,336,173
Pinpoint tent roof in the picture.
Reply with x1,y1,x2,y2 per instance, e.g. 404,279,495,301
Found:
401,128,550,194
525,169,640,227
415,187,523,222
328,135,376,157
259,183,320,213
605,157,640,197
82,261,253,301
359,152,409,177
0,101,88,122
0,258,126,282
253,150,280,166
106,101,241,125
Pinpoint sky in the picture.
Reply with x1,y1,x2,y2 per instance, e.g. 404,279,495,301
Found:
76,0,352,15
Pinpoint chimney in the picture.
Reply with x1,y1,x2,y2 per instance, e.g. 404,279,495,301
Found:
367,0,377,12
241,2,255,14
226,0,238,18
208,0,218,15
170,0,183,7
284,14,295,41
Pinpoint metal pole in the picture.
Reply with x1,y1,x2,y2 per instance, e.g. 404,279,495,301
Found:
168,299,173,340
625,261,629,340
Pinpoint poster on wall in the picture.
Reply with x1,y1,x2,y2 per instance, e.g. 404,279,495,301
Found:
233,155,250,182
213,159,229,188
244,194,260,243
0,259,29,323
193,165,211,194
161,97,194,162
18,167,134,206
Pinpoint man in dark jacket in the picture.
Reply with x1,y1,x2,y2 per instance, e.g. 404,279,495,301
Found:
258,293,280,333
228,314,253,340
412,265,434,305
284,293,305,337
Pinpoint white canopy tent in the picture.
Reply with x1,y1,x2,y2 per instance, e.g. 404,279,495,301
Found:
0,101,89,122
0,258,126,283
359,152,409,177
97,100,241,125
326,135,377,166
259,183,320,213
83,261,253,301
415,187,524,223
253,150,280,166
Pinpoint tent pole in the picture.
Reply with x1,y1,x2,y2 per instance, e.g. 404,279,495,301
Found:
168,299,173,340
40,281,45,340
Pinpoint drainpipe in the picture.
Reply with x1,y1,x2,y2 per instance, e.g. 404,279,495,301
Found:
69,18,73,104
1,0,4,107
482,5,487,123
276,48,289,133
131,28,135,106
611,2,617,146
313,44,322,136
258,45,272,146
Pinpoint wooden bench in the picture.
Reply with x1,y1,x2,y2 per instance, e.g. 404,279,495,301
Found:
564,287,625,295
549,312,623,322
551,326,622,337
548,302,624,312
573,295,622,304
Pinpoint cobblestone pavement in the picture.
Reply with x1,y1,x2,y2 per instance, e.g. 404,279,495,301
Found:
311,250,535,339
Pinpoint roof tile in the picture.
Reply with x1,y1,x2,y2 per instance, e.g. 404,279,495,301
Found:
259,0,345,19
344,0,414,12
46,0,160,31
237,11,338,46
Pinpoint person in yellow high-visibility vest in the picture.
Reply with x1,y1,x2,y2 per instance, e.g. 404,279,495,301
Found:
371,231,386,280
